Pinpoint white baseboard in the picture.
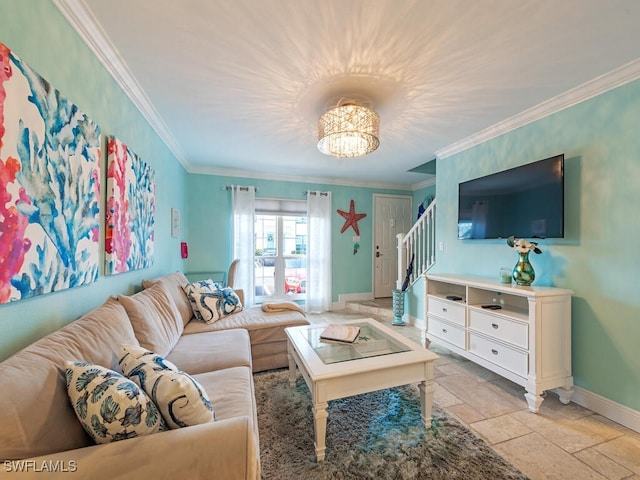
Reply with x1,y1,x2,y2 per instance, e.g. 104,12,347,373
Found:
406,314,426,331
567,386,640,434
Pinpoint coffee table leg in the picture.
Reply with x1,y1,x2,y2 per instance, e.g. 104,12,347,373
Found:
419,379,435,428
312,401,328,462
287,344,296,387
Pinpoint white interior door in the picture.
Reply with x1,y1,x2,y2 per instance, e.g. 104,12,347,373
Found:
373,195,412,298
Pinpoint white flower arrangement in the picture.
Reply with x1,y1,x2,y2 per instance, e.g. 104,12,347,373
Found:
506,236,542,254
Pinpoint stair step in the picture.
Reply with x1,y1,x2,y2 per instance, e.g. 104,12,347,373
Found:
345,300,394,320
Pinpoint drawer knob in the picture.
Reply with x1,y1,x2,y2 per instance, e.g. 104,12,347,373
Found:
442,328,447,333
491,349,499,355
442,307,447,312
492,323,499,329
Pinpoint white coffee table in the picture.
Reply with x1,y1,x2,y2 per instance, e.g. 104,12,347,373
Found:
285,318,439,461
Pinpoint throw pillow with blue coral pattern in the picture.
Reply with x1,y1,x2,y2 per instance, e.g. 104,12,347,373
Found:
119,345,215,429
183,280,243,324
182,278,217,322
65,361,167,444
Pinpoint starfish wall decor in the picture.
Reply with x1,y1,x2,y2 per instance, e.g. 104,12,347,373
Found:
337,199,367,235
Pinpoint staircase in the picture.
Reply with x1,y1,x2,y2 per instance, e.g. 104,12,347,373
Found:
396,199,436,289
345,298,395,320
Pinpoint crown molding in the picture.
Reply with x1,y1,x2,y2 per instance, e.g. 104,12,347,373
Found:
187,164,418,191
53,0,188,167
410,177,436,191
436,58,640,160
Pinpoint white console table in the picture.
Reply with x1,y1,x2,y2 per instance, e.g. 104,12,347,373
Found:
425,273,574,412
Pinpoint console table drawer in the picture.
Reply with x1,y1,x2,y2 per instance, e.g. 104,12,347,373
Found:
428,297,465,326
469,333,528,378
428,317,466,349
469,310,528,349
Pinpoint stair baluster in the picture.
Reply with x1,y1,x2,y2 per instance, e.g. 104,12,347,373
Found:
396,200,436,290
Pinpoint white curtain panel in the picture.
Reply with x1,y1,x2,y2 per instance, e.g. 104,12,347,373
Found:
232,186,256,306
306,191,332,313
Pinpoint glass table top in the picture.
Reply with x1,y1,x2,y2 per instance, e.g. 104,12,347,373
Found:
303,322,412,365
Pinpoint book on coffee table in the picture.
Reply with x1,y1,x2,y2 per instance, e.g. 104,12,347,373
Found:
320,324,361,343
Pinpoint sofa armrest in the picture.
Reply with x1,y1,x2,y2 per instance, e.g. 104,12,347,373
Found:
7,416,259,480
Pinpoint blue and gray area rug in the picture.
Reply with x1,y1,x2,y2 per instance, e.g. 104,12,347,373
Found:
255,369,530,480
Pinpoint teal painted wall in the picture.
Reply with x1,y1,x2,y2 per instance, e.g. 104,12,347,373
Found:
0,1,187,361
185,174,410,302
431,79,640,411
412,183,436,216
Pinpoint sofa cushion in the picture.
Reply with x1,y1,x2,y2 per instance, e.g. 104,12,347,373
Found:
142,272,193,327
193,366,257,430
182,306,309,372
193,366,260,472
119,345,215,429
184,280,243,324
0,297,140,460
118,282,183,357
166,329,252,375
183,305,308,344
65,361,167,444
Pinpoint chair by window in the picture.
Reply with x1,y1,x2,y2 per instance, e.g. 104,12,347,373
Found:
226,259,240,289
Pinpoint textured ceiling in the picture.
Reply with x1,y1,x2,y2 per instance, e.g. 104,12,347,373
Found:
58,0,640,188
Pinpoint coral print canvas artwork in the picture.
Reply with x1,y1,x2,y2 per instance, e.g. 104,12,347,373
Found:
0,42,101,304
105,136,155,275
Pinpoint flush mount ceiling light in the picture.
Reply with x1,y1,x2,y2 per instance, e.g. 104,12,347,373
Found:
317,101,380,158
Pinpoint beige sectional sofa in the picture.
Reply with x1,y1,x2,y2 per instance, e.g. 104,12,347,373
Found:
0,271,309,479
142,272,309,373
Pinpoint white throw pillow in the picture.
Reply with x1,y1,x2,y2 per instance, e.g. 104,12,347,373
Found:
119,345,215,429
65,361,166,444
183,280,243,324
182,279,217,322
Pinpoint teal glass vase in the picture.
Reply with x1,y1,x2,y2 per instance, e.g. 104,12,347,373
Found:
513,251,535,286
391,289,407,326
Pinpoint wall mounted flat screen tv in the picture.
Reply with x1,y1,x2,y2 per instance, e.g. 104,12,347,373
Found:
458,154,564,239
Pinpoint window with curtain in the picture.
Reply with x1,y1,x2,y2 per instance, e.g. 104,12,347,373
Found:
232,186,255,306
254,214,307,301
254,198,307,302
233,192,331,310
306,191,332,313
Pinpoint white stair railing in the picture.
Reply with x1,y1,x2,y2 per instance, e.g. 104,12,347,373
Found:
396,200,436,289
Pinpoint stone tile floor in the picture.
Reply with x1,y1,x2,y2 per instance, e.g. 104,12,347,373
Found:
307,300,640,480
